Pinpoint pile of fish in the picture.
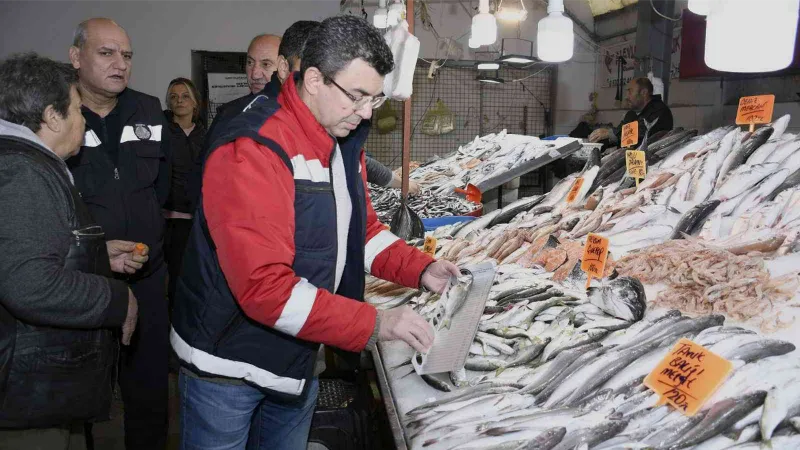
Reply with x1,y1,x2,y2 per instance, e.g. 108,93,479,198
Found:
370,184,479,224
408,131,579,194
372,269,799,450
397,115,800,328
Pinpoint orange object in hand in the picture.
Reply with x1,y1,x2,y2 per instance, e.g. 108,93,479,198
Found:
134,243,149,256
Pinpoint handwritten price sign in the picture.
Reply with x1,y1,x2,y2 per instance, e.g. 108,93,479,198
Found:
566,177,585,204
626,150,647,182
423,236,438,257
581,233,609,288
644,338,733,416
736,95,775,126
621,120,639,148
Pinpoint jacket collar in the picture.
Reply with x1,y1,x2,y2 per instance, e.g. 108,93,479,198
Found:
276,73,335,156
0,119,74,184
256,72,282,100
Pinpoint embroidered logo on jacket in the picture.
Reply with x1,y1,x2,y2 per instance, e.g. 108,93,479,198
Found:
134,123,152,140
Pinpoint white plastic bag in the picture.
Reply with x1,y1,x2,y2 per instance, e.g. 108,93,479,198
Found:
383,20,420,100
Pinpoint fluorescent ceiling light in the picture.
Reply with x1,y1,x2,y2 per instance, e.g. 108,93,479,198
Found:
477,62,500,70
373,0,388,28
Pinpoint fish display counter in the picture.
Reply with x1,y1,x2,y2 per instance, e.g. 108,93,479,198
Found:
366,115,800,449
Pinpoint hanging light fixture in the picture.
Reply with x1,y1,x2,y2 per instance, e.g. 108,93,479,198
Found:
536,0,574,62
374,0,389,28
477,70,504,84
387,0,405,27
705,0,799,72
497,38,538,64
475,50,500,70
687,0,710,16
496,0,528,22
469,37,480,49
471,0,497,47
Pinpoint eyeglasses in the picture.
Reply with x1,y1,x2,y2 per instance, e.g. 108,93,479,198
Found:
324,75,387,110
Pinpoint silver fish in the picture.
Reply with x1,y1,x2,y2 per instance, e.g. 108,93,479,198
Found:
760,383,800,440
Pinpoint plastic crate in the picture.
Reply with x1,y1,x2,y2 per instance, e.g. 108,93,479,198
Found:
308,379,371,450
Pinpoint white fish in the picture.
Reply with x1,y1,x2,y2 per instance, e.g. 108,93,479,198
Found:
655,185,676,206
691,150,723,203
606,224,674,244
765,138,800,165
714,163,780,201
730,169,790,219
660,137,707,169
669,171,693,205
761,383,800,440
571,165,599,207
715,128,740,162
605,205,668,234
746,140,779,166
769,113,791,141
780,146,800,174
717,131,748,186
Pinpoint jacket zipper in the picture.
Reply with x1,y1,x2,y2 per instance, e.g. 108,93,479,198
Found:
329,143,338,291
295,184,332,193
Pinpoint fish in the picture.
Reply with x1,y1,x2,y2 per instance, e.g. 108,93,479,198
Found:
714,162,781,202
765,138,800,165
760,383,800,440
488,195,545,227
422,374,453,392
747,140,780,166
671,199,721,239
518,342,603,395
550,419,628,450
587,277,647,322
454,209,504,239
535,346,608,404
442,271,473,329
766,168,800,201
665,391,767,449
499,337,551,372
450,426,566,450
769,114,791,141
601,344,671,393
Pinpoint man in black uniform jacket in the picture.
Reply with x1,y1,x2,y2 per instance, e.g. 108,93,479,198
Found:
589,77,673,148
66,18,171,449
205,33,281,142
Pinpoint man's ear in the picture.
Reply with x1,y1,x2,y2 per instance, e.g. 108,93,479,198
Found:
68,46,81,70
302,66,324,96
41,104,62,133
277,55,290,84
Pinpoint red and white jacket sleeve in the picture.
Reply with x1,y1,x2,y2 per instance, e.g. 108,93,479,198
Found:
203,138,377,352
361,152,435,286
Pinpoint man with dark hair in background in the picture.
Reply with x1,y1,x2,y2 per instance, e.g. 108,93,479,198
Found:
205,34,281,142
171,15,459,449
0,52,141,450
66,17,171,450
589,77,673,147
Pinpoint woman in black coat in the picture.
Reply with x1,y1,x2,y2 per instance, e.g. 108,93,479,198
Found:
163,78,206,304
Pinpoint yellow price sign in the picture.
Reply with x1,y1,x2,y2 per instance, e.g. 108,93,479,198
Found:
626,150,647,187
581,233,609,288
621,120,639,148
644,338,734,417
423,236,438,257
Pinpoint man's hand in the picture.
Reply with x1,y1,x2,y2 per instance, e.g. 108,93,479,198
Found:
588,128,611,143
107,240,149,274
377,306,434,353
122,289,138,345
421,260,461,294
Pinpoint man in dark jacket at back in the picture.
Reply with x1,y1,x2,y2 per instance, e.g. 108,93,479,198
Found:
589,77,673,147
66,17,171,449
0,53,141,450
205,34,281,143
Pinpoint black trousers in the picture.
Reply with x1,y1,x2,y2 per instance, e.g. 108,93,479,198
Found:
164,218,193,306
120,264,169,450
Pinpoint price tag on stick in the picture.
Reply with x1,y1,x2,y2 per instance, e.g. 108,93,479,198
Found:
581,233,609,289
566,177,585,204
736,95,775,133
621,120,639,148
644,338,734,416
423,236,438,257
626,150,647,189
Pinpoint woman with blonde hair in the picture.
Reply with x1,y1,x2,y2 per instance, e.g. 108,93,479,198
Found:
163,77,206,306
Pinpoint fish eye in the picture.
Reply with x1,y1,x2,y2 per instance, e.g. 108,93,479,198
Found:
415,353,424,364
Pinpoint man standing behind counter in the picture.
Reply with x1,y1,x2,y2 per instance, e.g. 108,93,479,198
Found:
66,17,171,450
589,77,673,147
172,15,460,449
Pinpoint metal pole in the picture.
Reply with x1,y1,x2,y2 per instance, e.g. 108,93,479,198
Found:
401,0,414,200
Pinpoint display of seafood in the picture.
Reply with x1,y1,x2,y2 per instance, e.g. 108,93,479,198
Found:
370,184,479,224
367,115,800,450
407,131,580,194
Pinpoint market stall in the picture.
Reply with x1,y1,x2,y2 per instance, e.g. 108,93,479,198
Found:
366,114,800,450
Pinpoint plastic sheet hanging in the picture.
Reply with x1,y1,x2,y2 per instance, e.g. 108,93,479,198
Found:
383,20,420,100
421,99,455,136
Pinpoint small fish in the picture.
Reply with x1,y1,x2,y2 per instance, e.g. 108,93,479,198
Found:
550,419,628,450
760,384,800,440
442,271,473,329
587,277,647,322
498,337,551,373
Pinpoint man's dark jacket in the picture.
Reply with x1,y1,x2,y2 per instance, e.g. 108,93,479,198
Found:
614,94,674,147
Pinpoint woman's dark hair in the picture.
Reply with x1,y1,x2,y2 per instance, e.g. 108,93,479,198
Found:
0,52,78,133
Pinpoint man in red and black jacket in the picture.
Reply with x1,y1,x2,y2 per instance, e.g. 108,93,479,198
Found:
171,15,460,449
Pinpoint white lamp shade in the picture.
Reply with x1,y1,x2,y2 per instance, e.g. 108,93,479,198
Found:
373,7,389,28
687,0,710,16
472,12,498,46
537,12,574,62
705,0,799,72
469,37,480,49
387,2,404,27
